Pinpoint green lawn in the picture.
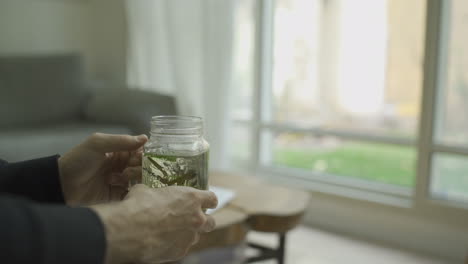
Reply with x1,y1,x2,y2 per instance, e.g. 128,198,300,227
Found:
274,142,416,187
232,139,468,199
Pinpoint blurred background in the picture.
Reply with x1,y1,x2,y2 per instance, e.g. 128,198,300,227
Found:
1,0,468,263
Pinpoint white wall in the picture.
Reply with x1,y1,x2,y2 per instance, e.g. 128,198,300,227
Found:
87,0,127,83
0,0,127,83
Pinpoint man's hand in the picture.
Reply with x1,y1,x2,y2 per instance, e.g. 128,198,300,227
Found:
91,184,218,264
58,133,148,205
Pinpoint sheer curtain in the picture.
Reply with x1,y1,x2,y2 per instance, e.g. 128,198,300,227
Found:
126,0,235,169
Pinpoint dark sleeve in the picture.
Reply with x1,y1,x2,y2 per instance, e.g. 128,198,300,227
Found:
0,195,106,264
0,156,64,203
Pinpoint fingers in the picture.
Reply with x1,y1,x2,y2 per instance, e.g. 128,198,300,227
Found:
190,211,216,233
118,151,130,167
109,186,129,201
128,148,143,166
108,167,142,186
123,183,145,199
200,215,216,233
196,190,218,209
86,133,148,153
122,166,142,182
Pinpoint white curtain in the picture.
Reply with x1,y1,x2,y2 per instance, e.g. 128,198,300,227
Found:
126,0,235,169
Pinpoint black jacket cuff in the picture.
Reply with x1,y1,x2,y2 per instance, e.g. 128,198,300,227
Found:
0,196,106,264
32,204,106,264
0,155,65,203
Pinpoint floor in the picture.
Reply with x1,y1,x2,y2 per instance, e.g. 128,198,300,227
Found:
246,226,453,264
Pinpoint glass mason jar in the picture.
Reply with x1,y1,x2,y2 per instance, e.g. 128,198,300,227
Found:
142,116,209,190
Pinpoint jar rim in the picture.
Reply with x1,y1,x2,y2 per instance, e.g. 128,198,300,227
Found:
151,115,202,122
150,115,203,136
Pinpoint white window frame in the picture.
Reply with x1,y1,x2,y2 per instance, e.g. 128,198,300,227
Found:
234,0,468,215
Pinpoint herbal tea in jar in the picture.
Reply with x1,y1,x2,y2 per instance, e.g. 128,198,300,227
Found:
142,116,209,190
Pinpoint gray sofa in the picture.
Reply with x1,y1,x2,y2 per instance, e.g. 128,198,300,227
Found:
0,54,176,162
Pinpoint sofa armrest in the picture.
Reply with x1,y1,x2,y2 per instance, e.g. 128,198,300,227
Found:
85,85,177,135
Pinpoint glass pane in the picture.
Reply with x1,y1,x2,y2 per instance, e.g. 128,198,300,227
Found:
431,154,468,203
435,0,468,145
272,133,416,187
228,125,253,165
231,0,256,121
271,0,425,138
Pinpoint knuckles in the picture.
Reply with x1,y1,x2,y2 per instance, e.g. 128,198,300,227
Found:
208,192,218,208
191,212,206,229
186,190,199,200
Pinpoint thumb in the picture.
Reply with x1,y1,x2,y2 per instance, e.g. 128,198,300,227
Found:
86,133,148,153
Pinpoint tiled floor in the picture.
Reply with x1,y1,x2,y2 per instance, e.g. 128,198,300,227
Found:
247,226,452,264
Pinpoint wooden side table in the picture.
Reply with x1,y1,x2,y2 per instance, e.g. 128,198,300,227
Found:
192,171,310,264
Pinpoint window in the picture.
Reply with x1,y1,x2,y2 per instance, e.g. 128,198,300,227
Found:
429,0,468,204
230,0,468,209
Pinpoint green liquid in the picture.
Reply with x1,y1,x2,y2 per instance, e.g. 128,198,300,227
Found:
142,152,208,190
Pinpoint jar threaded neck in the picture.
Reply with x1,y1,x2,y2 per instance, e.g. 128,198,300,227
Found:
150,115,203,137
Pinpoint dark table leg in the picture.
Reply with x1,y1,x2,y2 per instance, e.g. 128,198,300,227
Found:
278,233,286,264
245,232,287,264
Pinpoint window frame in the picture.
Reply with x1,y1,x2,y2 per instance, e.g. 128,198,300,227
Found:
233,0,468,214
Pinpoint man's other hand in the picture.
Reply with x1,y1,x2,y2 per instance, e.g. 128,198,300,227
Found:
58,133,148,205
91,185,218,264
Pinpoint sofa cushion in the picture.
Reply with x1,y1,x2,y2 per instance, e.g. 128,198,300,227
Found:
0,54,88,128
85,86,177,135
0,122,133,162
